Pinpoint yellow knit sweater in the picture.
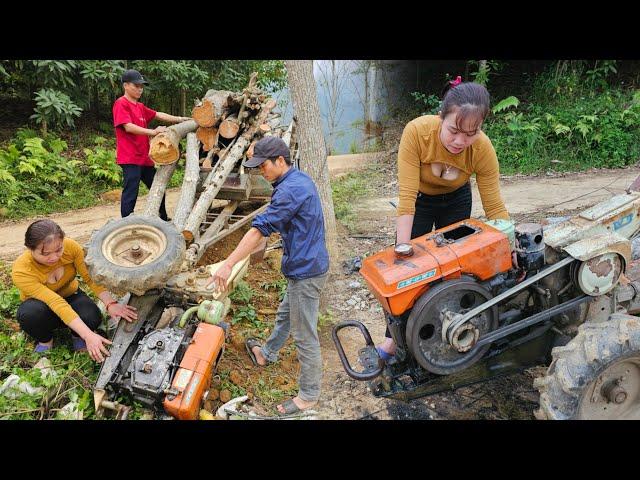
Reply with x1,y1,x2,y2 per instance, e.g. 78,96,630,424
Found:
397,115,509,220
11,238,106,325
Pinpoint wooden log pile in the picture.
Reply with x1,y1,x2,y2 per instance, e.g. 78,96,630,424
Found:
143,72,293,268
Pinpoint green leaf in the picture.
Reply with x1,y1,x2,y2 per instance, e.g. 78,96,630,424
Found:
492,96,520,114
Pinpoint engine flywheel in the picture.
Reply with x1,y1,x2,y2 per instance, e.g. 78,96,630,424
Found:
405,277,498,375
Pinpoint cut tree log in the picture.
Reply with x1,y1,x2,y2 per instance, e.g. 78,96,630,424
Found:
196,126,217,152
181,96,276,244
149,119,198,165
143,162,177,217
192,90,234,128
219,115,240,139
172,133,200,231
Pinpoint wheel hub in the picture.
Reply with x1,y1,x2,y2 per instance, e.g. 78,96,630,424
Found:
578,356,640,419
102,225,168,268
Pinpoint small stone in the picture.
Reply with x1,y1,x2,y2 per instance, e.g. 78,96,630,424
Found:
208,389,220,401
346,298,358,306
229,370,243,386
348,281,360,289
219,389,232,403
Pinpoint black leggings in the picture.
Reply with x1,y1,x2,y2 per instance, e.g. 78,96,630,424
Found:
385,183,472,339
16,290,103,343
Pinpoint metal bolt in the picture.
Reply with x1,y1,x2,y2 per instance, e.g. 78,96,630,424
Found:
602,381,628,404
131,244,142,259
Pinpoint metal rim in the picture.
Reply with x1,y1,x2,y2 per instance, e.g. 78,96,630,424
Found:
406,279,498,375
577,353,640,420
101,224,168,268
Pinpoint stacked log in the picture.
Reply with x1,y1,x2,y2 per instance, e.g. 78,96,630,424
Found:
143,72,296,267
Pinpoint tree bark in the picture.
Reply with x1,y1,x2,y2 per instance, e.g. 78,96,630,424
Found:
173,133,200,231
149,119,198,165
196,126,217,151
143,162,177,217
284,60,338,274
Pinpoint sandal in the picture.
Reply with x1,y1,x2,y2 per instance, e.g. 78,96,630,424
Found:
245,338,264,367
34,343,52,353
72,336,87,352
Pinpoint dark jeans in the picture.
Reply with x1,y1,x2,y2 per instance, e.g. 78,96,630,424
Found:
384,182,472,339
120,164,168,220
16,290,102,343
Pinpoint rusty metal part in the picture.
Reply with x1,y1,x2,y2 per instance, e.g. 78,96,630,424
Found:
102,225,168,268
446,256,576,344
578,356,640,419
450,321,479,353
515,223,546,272
576,252,623,296
406,278,498,375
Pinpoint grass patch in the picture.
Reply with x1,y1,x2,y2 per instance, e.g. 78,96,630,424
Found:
331,168,380,231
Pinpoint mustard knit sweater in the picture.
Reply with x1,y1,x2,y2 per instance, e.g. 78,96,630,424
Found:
397,115,509,220
12,238,106,325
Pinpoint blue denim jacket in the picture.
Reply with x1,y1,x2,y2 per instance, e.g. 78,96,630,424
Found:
252,168,329,279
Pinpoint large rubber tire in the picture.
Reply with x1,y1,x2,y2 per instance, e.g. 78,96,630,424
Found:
534,313,640,420
85,215,186,296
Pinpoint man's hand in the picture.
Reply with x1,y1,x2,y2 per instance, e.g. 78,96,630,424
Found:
107,303,137,323
153,126,168,136
206,263,232,293
84,331,112,363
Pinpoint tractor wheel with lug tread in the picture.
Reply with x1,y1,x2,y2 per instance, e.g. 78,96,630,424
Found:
85,214,186,296
534,313,640,420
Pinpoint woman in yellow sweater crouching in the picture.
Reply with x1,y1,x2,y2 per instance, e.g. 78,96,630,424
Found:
11,219,137,362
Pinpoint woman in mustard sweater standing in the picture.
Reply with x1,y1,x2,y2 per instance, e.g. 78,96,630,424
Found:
377,79,510,360
11,219,137,362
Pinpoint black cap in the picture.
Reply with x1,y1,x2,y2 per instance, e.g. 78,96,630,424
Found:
121,69,148,85
243,136,290,168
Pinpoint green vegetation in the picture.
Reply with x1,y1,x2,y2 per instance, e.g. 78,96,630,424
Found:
412,60,640,174
331,169,377,230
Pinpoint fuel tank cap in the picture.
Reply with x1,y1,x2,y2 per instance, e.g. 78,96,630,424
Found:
394,243,414,257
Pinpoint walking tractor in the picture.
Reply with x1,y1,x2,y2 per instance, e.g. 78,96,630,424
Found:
333,191,640,419
83,76,297,419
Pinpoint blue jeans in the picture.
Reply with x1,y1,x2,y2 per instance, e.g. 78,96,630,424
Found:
260,273,328,402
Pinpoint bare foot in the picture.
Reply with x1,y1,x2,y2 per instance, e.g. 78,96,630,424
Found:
251,345,267,366
277,396,317,414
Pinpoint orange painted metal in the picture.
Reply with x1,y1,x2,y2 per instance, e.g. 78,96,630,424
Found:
359,218,513,316
163,322,225,420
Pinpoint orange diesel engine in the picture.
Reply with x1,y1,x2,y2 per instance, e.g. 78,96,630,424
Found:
163,322,225,420
360,218,513,316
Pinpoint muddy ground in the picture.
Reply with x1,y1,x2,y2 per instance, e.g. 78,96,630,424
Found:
3,152,640,419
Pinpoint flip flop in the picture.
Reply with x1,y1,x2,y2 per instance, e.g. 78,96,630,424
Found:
245,338,263,367
277,398,302,415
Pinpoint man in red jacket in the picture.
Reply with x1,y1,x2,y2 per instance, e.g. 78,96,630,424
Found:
113,69,190,221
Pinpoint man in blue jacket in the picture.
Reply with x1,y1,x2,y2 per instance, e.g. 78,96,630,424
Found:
207,136,329,415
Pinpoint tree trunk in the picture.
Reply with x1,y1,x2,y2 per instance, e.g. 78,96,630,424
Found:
284,60,338,276
173,133,200,231
180,88,186,117
149,119,198,165
143,163,177,217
